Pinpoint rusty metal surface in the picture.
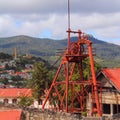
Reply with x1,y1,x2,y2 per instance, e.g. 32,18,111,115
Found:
42,29,102,116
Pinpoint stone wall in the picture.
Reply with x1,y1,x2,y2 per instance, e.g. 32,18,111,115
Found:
22,109,82,120
0,104,107,120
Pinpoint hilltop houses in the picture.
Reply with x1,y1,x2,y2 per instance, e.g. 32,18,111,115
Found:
0,59,33,88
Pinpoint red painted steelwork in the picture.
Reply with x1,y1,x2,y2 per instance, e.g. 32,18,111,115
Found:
42,29,102,116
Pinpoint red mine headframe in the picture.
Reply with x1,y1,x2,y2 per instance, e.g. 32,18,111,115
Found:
42,0,102,116
42,28,102,116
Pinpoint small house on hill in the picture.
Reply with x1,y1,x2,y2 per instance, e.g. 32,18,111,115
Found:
97,68,120,117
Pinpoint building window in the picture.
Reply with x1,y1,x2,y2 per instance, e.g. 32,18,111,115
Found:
12,99,17,104
38,99,42,105
113,104,120,114
103,104,110,114
4,99,8,104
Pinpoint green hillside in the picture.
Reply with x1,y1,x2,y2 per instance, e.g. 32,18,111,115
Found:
0,35,120,67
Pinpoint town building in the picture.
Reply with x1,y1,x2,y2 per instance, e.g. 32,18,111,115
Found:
0,109,22,120
97,68,120,117
1,68,120,118
0,88,32,105
0,88,51,109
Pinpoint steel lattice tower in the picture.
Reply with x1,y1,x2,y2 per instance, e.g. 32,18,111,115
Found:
42,29,102,116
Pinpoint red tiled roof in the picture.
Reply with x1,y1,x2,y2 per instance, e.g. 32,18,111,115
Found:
0,88,32,98
0,109,22,120
102,68,120,91
0,66,4,69
15,71,25,75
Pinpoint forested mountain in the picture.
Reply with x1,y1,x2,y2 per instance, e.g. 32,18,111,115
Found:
0,35,120,67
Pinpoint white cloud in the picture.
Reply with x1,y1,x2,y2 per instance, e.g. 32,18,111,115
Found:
0,0,120,14
0,0,119,44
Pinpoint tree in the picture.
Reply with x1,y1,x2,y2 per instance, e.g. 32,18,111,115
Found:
71,58,101,81
11,75,26,88
5,63,10,70
68,58,101,106
30,62,50,100
18,96,33,108
2,78,9,85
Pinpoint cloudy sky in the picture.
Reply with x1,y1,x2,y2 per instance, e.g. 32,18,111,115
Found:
0,0,120,44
